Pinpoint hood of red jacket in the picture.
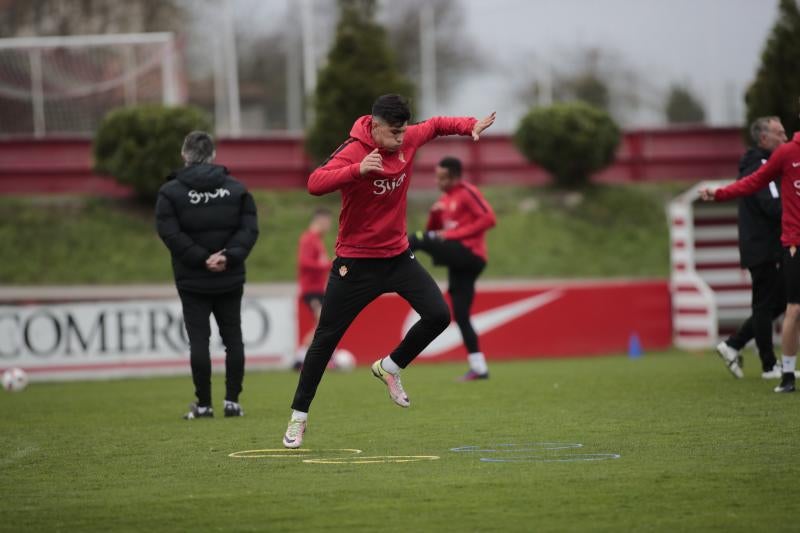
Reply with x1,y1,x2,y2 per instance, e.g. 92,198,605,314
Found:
350,115,378,148
794,132,800,145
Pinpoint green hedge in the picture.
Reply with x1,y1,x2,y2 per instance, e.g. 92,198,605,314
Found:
93,105,212,200
514,102,620,188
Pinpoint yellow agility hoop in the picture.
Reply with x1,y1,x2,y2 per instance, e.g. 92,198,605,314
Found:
228,448,363,459
303,455,440,464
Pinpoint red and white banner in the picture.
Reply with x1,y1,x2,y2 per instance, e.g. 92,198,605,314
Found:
0,297,294,381
299,279,672,365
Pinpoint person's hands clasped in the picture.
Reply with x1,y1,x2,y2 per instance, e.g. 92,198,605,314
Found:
206,249,227,272
359,148,383,176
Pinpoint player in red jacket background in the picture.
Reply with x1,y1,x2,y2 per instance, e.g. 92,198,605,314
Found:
700,128,800,393
282,94,495,448
294,208,333,370
409,156,496,381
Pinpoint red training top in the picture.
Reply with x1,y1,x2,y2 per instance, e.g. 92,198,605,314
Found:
715,132,800,246
308,115,478,258
297,229,330,295
426,181,496,261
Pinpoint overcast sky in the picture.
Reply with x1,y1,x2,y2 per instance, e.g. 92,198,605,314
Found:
225,0,781,131
434,0,780,130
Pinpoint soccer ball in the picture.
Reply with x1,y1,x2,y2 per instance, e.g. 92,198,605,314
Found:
2,368,28,392
332,349,356,372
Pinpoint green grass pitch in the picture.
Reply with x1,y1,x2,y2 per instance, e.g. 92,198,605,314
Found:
2,350,798,532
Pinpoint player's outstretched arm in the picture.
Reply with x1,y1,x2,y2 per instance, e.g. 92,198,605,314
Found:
709,147,786,202
472,111,496,141
409,112,495,147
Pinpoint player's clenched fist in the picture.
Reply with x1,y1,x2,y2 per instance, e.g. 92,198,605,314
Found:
360,148,383,176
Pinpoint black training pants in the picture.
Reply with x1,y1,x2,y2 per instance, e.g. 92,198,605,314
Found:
179,287,245,406
726,261,785,371
291,249,450,413
408,233,486,353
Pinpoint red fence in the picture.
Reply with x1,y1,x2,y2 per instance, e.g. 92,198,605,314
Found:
0,127,745,195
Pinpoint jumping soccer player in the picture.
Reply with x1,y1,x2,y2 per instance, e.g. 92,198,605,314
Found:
283,94,495,448
409,156,496,381
294,208,333,370
700,117,800,393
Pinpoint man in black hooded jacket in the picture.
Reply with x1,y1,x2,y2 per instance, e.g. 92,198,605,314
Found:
156,131,259,419
716,117,787,379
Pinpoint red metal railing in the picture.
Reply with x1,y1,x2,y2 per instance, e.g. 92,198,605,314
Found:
0,127,746,195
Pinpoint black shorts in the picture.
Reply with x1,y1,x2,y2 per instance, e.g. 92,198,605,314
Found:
783,246,800,304
301,292,325,312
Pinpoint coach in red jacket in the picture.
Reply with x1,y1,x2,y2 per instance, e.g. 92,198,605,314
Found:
409,157,496,381
700,127,800,394
282,94,495,448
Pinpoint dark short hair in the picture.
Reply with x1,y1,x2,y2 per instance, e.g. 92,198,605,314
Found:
372,94,411,126
437,156,462,178
182,131,215,164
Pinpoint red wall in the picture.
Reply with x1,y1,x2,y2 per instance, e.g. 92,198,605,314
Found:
0,127,745,195
298,279,672,364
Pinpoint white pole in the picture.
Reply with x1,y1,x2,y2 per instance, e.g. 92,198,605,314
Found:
30,49,45,137
540,63,553,107
286,0,302,131
123,46,137,106
212,33,227,132
222,0,241,136
419,3,436,118
300,0,317,124
161,37,179,106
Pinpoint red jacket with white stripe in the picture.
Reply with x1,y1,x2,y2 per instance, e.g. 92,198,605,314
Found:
307,115,478,258
426,181,496,261
715,133,800,247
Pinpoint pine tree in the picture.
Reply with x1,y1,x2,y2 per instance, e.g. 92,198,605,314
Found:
305,0,414,163
745,0,800,136
665,85,705,124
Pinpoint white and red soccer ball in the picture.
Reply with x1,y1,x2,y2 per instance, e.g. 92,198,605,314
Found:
330,349,356,372
2,368,28,392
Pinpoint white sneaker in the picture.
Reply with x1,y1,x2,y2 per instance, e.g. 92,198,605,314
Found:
715,341,743,379
282,418,307,449
371,359,410,408
762,364,783,380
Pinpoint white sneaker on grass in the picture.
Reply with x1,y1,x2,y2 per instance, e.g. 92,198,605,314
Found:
371,359,410,408
715,341,743,379
762,364,783,380
283,418,306,449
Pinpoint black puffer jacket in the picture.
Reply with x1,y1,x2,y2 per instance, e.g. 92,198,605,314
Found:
736,147,781,268
156,164,259,293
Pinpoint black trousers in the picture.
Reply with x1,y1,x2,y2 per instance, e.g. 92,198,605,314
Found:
179,287,245,406
408,233,486,353
726,261,785,371
291,249,450,413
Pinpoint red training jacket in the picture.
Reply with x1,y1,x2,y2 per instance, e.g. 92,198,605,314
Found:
297,229,330,294
426,181,496,261
715,133,800,247
308,115,478,258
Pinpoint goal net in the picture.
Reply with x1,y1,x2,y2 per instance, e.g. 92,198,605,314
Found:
0,32,182,137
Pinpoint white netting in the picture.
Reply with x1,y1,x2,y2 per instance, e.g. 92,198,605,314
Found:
0,33,181,137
